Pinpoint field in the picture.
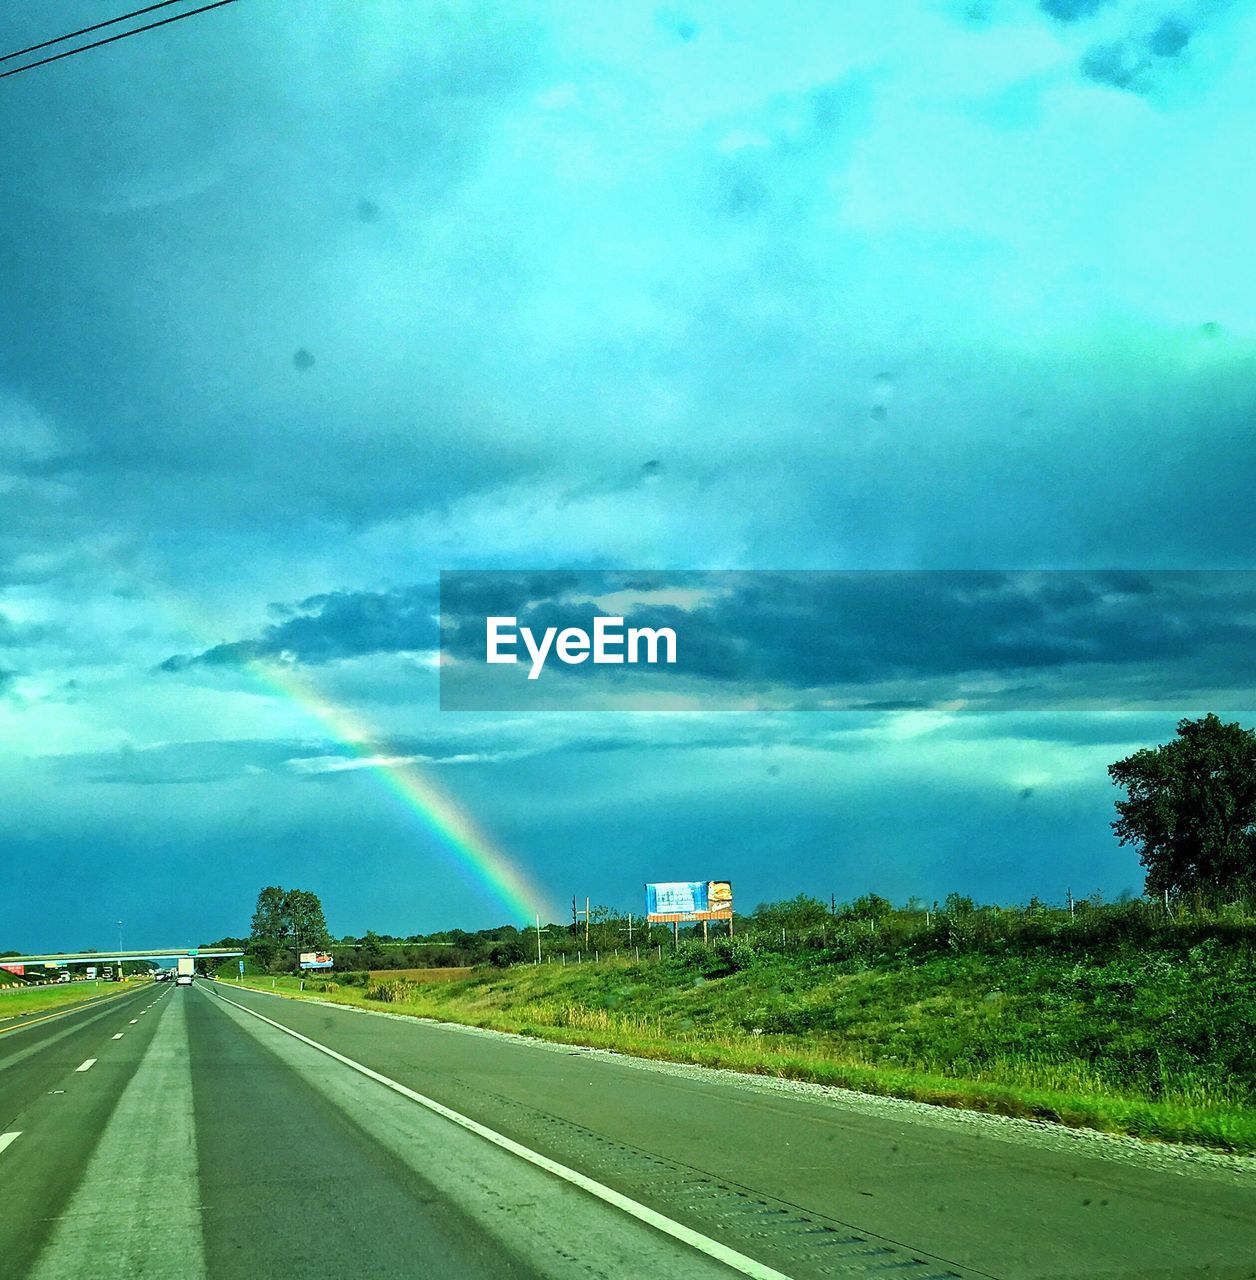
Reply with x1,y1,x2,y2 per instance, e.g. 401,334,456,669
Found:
234,904,1256,1153
366,967,472,983
0,981,135,1021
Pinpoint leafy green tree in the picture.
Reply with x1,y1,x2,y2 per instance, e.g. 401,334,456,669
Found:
1109,714,1256,900
286,889,331,950
753,894,831,930
249,885,331,958
250,886,288,946
846,893,893,923
488,940,526,967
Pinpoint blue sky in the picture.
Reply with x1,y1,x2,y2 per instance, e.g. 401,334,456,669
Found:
2,0,1254,949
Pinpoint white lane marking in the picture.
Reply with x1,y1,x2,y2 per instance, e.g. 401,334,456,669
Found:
0,1131,21,1154
129,1020,138,1024
30,992,206,1279
207,989,794,1280
112,1033,124,1040
75,1059,96,1072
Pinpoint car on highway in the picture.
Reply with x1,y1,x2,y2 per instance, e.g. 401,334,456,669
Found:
56,971,71,984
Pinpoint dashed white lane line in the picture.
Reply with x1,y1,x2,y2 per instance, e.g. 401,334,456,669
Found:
0,1132,21,1155
75,1059,96,1072
129,1020,138,1024
112,1034,124,1040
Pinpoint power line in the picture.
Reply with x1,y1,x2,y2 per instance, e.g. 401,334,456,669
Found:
0,0,242,81
1,1,192,63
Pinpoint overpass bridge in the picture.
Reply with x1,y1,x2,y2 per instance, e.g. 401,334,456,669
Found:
1,948,243,968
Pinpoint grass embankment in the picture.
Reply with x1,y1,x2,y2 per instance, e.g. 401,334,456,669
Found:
0,980,135,1021
226,913,1256,1153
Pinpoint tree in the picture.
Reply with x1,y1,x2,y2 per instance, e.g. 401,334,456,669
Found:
250,886,288,946
753,894,831,930
249,886,331,955
846,893,893,923
1109,714,1256,900
286,889,331,950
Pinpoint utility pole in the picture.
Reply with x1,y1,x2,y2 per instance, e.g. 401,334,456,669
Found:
574,896,591,946
531,913,550,964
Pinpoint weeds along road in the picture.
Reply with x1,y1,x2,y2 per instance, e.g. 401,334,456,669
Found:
0,980,1252,1280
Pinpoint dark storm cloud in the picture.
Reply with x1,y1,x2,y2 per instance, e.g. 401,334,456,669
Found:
437,570,1256,709
176,569,1256,708
162,585,439,670
0,4,546,539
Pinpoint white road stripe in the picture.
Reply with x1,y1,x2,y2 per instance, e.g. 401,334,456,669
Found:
30,994,205,1280
75,1059,96,1071
207,988,794,1280
0,1131,21,1154
112,1034,124,1040
129,1020,138,1024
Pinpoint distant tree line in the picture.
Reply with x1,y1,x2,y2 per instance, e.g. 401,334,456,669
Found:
228,715,1254,973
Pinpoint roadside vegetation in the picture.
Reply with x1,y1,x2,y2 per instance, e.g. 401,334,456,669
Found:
214,715,1256,1152
223,895,1256,1153
0,979,138,1020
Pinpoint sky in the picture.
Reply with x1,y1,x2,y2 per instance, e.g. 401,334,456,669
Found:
2,0,1254,950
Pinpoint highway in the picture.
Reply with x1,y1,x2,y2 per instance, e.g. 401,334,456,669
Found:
1,981,1253,1279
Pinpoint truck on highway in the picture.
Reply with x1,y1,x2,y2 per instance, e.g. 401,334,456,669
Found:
175,957,195,986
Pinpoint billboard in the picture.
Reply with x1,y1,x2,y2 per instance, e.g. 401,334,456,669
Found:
299,952,334,970
0,963,24,977
645,881,733,922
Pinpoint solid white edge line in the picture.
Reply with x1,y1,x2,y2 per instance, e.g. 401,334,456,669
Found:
75,1059,96,1071
206,987,795,1280
0,1132,21,1154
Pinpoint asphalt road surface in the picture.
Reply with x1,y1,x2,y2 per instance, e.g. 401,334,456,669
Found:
1,980,1252,1280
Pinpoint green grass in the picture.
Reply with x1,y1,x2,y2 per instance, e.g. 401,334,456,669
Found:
234,931,1256,1154
0,980,136,1020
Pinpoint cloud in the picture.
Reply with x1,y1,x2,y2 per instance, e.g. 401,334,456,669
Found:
166,569,1256,712
161,586,439,670
437,570,1256,710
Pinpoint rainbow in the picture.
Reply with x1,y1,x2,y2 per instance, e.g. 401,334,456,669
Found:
247,660,554,925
